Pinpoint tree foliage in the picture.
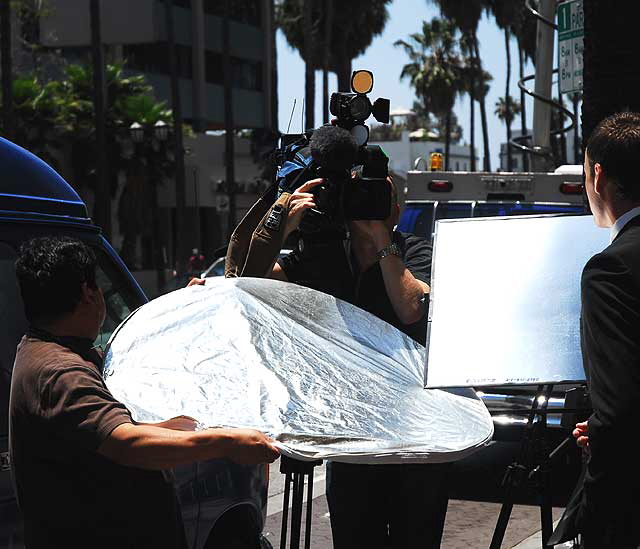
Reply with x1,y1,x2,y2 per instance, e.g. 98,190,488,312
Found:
0,60,175,268
395,18,463,117
395,18,465,168
277,0,392,90
0,74,67,167
494,95,522,125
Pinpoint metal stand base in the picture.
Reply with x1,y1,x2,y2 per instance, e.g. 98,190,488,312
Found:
279,456,322,549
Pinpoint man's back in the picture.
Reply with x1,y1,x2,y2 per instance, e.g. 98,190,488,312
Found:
579,216,640,544
10,336,185,548
581,216,640,449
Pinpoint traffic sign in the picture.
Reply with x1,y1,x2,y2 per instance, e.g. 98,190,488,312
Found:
557,0,584,94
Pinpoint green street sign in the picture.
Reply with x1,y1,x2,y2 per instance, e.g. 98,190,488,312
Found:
557,0,584,94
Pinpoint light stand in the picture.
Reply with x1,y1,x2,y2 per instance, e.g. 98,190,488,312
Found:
278,456,322,549
489,384,590,549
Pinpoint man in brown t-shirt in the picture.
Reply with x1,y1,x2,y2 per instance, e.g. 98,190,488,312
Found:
10,237,279,548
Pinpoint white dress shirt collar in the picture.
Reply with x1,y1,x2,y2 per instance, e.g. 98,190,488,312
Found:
611,206,640,243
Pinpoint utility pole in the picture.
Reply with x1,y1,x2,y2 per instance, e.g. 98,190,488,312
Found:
90,0,110,239
223,0,236,237
164,0,187,273
531,0,556,172
1,0,13,140
322,0,333,124
191,0,206,133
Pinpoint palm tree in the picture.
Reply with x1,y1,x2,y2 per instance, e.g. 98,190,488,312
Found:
278,0,392,93
395,18,464,169
428,0,492,171
303,0,315,129
459,33,476,170
322,0,333,123
511,1,536,170
0,74,67,168
487,0,519,171
495,95,522,125
495,95,522,167
459,33,491,171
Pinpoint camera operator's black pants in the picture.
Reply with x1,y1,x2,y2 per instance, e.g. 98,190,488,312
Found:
326,461,450,549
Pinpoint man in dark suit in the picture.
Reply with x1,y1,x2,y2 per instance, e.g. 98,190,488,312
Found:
574,111,640,547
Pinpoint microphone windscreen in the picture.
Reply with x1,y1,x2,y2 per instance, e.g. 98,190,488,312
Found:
309,125,358,173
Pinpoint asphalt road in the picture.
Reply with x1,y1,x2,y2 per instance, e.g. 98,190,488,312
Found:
262,462,564,549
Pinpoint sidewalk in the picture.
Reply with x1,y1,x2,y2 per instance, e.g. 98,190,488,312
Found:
264,494,564,549
512,519,572,549
264,464,565,548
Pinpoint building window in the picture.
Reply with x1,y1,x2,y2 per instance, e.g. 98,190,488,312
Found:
455,161,459,171
232,58,262,91
205,51,223,84
123,43,193,79
203,0,262,27
205,51,263,91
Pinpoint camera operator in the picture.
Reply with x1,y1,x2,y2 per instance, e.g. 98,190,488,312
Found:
271,176,449,549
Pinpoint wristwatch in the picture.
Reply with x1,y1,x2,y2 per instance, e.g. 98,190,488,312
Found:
376,242,401,261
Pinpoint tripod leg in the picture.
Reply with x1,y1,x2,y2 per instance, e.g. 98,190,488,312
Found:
290,473,305,549
304,472,314,549
538,441,559,548
538,386,554,549
280,472,292,549
490,493,515,549
540,490,553,549
490,385,546,549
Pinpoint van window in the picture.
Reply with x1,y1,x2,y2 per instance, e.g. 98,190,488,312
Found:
397,203,435,239
474,202,585,217
399,201,586,245
94,249,140,346
435,202,473,221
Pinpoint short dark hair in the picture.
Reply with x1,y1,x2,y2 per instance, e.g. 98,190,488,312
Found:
586,111,640,201
15,237,98,324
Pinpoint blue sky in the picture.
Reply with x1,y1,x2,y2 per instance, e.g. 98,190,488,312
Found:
276,0,539,170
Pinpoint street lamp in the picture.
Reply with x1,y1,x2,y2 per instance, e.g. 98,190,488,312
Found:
154,120,170,141
129,122,145,144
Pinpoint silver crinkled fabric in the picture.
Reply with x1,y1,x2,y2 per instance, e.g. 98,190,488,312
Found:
104,277,493,464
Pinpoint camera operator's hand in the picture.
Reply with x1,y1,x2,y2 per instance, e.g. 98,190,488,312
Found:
285,178,324,238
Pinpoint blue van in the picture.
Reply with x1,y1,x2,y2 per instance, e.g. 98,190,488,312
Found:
0,137,270,548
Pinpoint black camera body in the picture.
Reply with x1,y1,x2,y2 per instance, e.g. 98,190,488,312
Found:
275,70,391,235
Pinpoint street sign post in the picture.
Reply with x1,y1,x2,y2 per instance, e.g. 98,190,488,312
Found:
557,0,584,94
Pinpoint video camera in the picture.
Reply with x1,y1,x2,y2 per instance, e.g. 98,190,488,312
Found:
276,70,391,235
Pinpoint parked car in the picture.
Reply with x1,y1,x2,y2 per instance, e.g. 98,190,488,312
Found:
0,137,270,549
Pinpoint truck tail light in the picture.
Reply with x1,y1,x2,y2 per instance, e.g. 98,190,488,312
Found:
560,182,584,195
428,180,453,192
